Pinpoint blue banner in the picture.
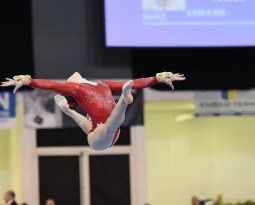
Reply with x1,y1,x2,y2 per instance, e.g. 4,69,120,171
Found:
0,92,16,128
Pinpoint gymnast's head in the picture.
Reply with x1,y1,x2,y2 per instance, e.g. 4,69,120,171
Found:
64,95,78,110
64,72,82,110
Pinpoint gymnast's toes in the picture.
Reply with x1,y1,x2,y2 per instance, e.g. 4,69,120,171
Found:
122,80,133,104
54,95,70,112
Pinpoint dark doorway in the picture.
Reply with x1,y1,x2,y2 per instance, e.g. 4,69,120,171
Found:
39,156,81,205
89,155,131,205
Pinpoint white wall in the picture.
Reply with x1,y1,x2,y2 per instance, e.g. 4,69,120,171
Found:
0,131,10,205
145,100,255,205
0,102,22,205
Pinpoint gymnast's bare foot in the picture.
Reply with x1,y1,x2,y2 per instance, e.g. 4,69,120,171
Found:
122,80,133,104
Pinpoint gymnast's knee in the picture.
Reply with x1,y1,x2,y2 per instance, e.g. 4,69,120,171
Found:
88,139,110,151
87,132,111,151
105,117,124,132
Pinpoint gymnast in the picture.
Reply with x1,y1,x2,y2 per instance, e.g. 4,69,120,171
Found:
1,72,185,150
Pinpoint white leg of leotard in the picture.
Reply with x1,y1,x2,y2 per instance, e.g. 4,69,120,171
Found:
87,80,133,151
87,124,111,150
66,110,92,134
54,95,92,134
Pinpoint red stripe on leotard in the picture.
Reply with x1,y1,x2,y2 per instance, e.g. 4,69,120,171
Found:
102,76,158,93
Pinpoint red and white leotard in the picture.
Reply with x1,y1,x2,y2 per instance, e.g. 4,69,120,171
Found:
29,77,159,138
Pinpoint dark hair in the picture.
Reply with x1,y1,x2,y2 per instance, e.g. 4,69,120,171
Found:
64,95,78,110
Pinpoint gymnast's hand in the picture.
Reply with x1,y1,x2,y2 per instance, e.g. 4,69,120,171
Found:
165,73,185,90
1,78,23,93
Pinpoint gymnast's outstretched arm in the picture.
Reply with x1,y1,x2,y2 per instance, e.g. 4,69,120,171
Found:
102,71,185,93
1,75,79,98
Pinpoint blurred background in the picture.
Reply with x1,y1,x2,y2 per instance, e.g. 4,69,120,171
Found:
1,0,255,205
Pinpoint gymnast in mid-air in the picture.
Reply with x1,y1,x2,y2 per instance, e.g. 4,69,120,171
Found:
1,71,185,150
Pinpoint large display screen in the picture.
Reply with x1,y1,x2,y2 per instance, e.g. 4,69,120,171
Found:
104,0,255,47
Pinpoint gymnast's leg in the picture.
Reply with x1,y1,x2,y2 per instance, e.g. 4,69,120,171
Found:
54,95,92,134
105,80,133,131
87,80,133,150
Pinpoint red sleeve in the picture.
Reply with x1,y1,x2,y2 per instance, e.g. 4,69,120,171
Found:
29,78,80,97
102,76,158,93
